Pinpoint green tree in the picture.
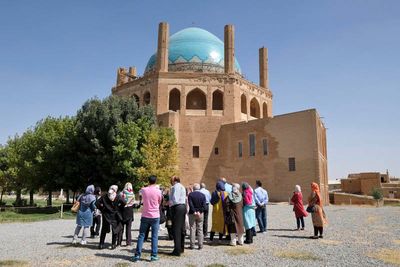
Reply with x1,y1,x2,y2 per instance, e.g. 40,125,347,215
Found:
136,127,179,189
0,145,10,204
32,116,76,206
75,95,156,189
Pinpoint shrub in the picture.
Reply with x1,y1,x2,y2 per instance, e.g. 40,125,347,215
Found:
371,188,383,200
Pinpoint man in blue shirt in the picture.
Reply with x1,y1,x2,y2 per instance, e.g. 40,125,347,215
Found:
199,183,211,237
254,180,269,233
221,177,232,194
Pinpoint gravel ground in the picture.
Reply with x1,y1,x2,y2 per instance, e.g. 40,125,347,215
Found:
1,204,399,267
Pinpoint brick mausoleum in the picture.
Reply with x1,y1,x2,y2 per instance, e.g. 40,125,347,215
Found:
111,22,328,203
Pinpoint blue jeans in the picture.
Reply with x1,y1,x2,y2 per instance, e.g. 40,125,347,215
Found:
135,217,160,258
256,205,267,232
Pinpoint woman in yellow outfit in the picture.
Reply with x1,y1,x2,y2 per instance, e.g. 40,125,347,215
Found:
210,181,228,241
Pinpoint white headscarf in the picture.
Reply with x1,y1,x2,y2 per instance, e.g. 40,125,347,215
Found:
108,185,118,201
295,185,301,192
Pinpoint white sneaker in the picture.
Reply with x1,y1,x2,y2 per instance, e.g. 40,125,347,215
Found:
72,239,78,245
80,240,87,245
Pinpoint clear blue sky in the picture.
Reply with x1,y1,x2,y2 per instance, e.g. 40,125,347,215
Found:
1,1,399,180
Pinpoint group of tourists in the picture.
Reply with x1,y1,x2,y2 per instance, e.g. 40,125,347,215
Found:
71,176,327,262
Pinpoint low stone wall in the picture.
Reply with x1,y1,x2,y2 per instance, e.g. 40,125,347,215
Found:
333,192,377,205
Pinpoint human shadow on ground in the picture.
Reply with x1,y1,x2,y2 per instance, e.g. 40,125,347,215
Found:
268,228,297,231
46,241,100,250
61,235,74,238
273,234,312,239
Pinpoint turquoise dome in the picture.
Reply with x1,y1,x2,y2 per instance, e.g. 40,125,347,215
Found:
145,27,241,74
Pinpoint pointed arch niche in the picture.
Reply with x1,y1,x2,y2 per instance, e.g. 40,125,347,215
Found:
250,97,261,118
169,88,181,111
143,91,151,105
212,90,223,110
186,88,206,110
241,94,247,114
262,102,268,118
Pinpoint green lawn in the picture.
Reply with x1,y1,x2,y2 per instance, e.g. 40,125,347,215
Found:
0,210,75,223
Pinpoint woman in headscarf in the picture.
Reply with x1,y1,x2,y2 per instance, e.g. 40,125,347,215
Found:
308,182,327,239
118,182,136,246
72,185,96,245
242,182,256,244
290,185,308,230
96,185,126,249
226,183,244,246
209,181,228,242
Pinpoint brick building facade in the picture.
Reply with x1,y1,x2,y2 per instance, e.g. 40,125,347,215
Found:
112,22,328,203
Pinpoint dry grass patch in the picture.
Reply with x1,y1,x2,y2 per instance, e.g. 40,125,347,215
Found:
114,263,130,267
366,216,380,224
320,239,342,245
369,249,400,266
0,260,29,266
274,250,320,261
394,240,400,245
224,246,255,255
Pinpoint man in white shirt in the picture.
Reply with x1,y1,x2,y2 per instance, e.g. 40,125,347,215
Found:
169,176,186,256
254,180,269,233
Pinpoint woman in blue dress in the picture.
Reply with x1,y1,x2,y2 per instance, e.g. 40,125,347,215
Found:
72,185,96,245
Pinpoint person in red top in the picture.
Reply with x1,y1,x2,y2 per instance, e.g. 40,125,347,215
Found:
290,185,308,230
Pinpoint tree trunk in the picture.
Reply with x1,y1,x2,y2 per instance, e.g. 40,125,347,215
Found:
47,190,52,206
66,189,70,204
29,189,34,206
15,188,22,206
72,191,76,203
0,188,4,204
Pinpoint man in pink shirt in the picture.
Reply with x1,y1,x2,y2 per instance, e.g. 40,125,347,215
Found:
132,175,162,262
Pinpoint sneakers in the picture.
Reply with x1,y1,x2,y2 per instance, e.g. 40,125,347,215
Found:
150,255,159,262
132,255,140,262
80,240,87,245
72,239,78,245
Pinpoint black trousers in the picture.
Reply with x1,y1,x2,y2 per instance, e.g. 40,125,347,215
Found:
118,219,133,245
203,205,209,236
171,204,186,254
314,226,323,236
296,217,305,229
91,215,101,235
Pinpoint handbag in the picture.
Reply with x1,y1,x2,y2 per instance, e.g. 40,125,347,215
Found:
71,201,80,213
306,205,315,213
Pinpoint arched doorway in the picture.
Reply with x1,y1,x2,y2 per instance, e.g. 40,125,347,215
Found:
169,89,181,111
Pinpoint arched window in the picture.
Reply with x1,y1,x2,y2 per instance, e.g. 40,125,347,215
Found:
186,88,206,110
212,90,223,110
250,97,260,118
241,94,247,114
169,88,181,111
143,91,151,105
263,102,268,118
132,94,140,107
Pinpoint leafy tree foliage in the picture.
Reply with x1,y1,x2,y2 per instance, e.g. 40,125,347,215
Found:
136,127,179,189
0,95,179,205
